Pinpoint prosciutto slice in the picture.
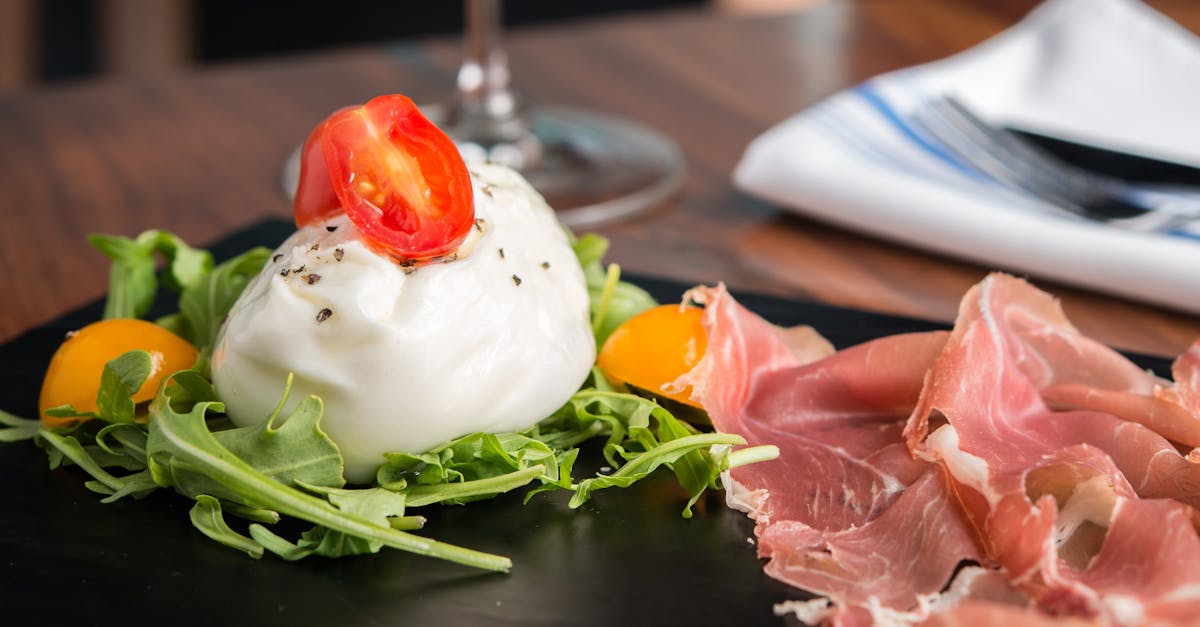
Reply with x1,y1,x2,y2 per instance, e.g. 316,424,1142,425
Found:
687,275,1200,626
684,285,983,625
907,274,1200,620
974,282,1200,448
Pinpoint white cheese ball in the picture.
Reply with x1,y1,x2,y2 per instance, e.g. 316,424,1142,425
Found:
210,164,595,483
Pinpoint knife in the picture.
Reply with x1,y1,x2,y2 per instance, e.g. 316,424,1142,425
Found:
1006,128,1200,186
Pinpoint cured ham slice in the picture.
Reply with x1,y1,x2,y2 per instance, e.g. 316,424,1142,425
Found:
687,276,1200,626
756,470,981,625
683,285,982,625
684,284,949,529
1173,345,1200,414
918,602,1101,627
939,275,1200,448
907,274,1200,620
1068,497,1200,625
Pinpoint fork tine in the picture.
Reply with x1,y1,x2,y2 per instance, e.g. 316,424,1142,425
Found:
912,99,1103,217
932,98,1119,203
912,96,1153,222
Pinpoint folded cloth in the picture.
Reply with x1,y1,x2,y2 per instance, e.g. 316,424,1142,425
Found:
734,0,1200,314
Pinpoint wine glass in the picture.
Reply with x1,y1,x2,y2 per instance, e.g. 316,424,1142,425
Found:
283,0,685,228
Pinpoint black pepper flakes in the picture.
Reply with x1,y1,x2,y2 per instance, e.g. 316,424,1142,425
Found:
498,248,506,259
334,248,344,262
280,268,291,277
481,184,494,198
512,274,522,286
295,265,306,274
473,218,486,232
304,273,322,285
272,254,283,263
316,308,333,323
541,261,551,269
326,225,338,232
309,243,320,252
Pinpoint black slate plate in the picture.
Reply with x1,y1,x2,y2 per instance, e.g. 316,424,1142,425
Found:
0,220,1172,627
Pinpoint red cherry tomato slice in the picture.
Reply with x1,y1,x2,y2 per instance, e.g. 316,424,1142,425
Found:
316,95,474,259
293,115,345,229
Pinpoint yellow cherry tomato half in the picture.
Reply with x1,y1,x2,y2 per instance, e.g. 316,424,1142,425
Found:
39,319,199,429
597,304,707,408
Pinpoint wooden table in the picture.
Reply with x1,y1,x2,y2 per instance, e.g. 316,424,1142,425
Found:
1,0,1197,357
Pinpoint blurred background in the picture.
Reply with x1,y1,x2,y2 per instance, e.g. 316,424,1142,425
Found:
0,0,815,91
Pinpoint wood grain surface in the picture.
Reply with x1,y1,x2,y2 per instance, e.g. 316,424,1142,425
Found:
0,0,1197,357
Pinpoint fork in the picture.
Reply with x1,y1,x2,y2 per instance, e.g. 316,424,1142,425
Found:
909,96,1200,232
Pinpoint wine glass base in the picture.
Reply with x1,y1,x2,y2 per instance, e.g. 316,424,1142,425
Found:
282,105,684,229
434,104,685,228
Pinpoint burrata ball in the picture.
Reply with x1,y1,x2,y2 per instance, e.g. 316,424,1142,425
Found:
210,164,595,482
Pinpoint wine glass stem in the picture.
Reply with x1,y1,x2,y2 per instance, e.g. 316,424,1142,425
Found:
458,0,517,122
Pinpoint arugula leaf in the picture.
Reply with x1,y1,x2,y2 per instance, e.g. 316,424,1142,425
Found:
286,485,416,557
145,383,512,572
246,525,313,561
538,390,754,516
176,247,271,352
212,377,344,492
595,278,657,346
377,432,562,506
29,353,162,502
571,233,656,346
89,230,214,320
159,369,221,411
89,234,160,320
155,232,214,293
39,350,155,431
87,229,267,359
84,430,147,470
372,386,775,518
95,350,153,423
37,431,156,500
0,410,41,442
151,382,342,507
92,470,160,503
571,232,609,269
190,495,264,558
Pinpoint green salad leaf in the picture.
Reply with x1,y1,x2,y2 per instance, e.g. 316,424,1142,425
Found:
0,228,779,572
377,432,563,506
250,485,422,559
572,232,656,345
145,380,512,571
154,377,344,507
89,229,270,361
190,494,265,558
95,350,153,424
41,350,153,426
0,410,41,442
174,247,272,354
534,388,777,517
88,230,214,320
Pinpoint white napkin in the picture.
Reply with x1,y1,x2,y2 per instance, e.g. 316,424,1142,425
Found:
733,0,1200,314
